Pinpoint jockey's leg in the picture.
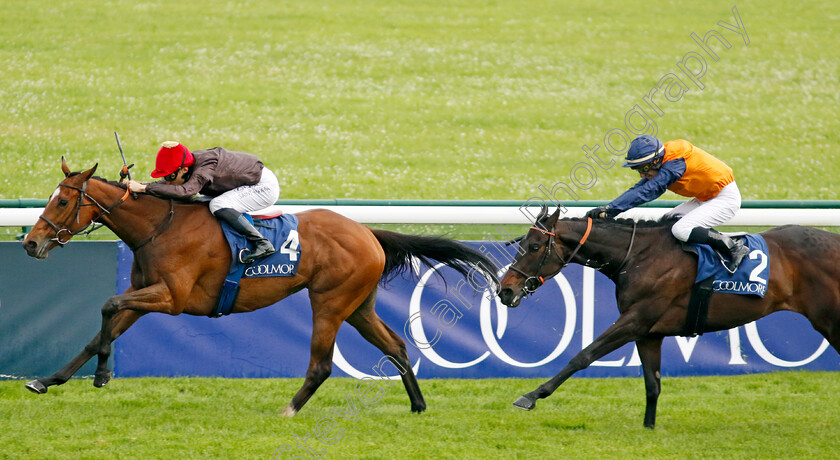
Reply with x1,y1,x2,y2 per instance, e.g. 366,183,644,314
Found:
664,197,701,218
671,181,747,271
208,167,281,264
214,207,275,263
686,227,750,271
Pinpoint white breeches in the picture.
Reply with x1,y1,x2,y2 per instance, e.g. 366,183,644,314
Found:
209,168,280,214
667,181,742,241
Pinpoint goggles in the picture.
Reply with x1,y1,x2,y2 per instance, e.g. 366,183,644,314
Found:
631,162,658,173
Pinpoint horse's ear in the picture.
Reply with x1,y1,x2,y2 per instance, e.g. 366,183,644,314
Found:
546,207,562,228
79,163,98,181
61,156,71,177
535,203,549,223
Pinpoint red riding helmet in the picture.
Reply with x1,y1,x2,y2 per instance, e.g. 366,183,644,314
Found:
151,141,194,178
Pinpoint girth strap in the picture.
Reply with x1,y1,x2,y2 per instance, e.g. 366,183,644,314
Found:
682,276,714,337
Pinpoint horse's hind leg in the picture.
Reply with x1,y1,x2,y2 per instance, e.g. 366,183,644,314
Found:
281,282,379,417
806,305,840,355
25,310,143,394
345,286,426,413
281,311,343,417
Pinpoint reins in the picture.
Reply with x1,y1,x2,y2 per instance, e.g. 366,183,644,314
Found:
130,199,175,251
616,220,637,274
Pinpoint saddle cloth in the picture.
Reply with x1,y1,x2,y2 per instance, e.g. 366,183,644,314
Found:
220,213,301,278
688,233,770,298
211,213,301,317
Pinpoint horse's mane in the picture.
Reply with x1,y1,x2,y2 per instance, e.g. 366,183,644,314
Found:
66,172,127,190
67,172,206,205
564,215,679,229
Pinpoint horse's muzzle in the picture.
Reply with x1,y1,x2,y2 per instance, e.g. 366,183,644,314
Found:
22,238,49,259
498,287,522,308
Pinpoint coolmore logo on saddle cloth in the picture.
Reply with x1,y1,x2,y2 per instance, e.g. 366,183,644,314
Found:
691,234,769,297
220,213,301,278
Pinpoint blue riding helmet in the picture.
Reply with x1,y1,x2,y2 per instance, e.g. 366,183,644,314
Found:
622,135,664,167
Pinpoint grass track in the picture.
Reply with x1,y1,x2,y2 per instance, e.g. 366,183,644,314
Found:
1,373,838,459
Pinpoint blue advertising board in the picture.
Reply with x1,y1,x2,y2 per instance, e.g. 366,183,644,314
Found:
112,241,840,379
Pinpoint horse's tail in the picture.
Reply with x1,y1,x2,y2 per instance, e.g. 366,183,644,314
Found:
370,229,498,288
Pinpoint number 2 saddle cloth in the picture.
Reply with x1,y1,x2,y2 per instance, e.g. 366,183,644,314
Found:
687,233,770,298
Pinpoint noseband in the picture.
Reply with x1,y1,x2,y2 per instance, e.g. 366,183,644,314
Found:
508,217,593,294
39,180,131,246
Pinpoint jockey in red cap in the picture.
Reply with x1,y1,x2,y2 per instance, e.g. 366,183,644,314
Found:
127,141,280,263
584,135,749,272
149,141,195,178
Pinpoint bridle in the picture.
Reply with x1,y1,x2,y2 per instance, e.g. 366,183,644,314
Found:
38,177,175,250
39,180,131,246
507,217,593,295
507,217,638,295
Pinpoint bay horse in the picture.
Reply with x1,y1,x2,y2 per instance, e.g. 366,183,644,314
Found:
21,159,497,416
498,206,840,428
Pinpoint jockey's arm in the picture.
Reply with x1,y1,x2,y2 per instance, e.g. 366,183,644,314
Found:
145,168,212,199
607,158,686,216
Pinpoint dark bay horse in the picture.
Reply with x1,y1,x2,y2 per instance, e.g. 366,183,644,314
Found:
498,207,840,428
22,159,497,416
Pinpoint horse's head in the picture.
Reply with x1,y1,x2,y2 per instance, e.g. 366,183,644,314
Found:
22,158,102,259
498,205,565,308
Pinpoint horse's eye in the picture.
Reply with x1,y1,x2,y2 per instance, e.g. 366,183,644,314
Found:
58,199,69,207
530,243,541,252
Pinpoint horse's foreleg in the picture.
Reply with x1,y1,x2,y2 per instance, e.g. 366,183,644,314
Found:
281,315,342,417
514,310,644,411
636,336,664,429
25,310,143,394
93,283,174,388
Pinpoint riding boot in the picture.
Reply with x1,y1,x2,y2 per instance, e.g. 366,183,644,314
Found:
687,227,750,272
213,208,275,264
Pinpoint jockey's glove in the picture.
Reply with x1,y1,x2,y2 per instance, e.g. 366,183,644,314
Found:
584,205,614,219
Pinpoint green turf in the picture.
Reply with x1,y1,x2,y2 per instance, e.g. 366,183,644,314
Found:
1,0,838,203
1,373,837,459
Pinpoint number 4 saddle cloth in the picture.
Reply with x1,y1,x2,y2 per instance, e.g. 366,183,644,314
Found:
220,212,301,278
212,212,301,317
687,233,770,298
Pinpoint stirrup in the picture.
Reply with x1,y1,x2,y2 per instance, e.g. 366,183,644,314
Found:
721,245,749,274
721,258,738,275
239,245,275,264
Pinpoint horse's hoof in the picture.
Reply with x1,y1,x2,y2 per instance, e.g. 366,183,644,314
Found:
513,395,536,411
25,380,47,394
411,402,427,414
93,371,111,388
280,406,297,417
